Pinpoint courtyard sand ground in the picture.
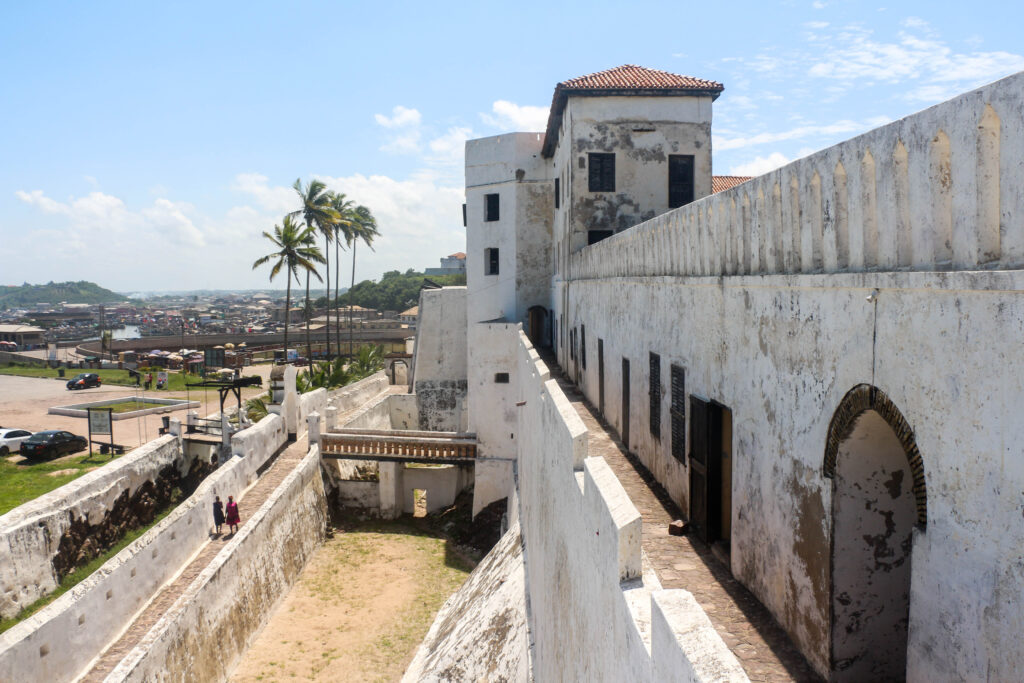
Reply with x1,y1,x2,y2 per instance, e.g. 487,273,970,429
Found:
230,519,473,683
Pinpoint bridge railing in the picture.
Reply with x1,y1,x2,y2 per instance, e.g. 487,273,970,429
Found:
321,432,477,461
570,71,1024,280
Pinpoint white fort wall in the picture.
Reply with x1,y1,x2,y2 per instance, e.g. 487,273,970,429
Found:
109,444,328,683
569,71,1024,281
0,434,188,619
515,331,747,682
0,414,288,683
551,72,1024,680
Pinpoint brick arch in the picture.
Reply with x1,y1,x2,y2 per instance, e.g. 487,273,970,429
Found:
823,384,927,527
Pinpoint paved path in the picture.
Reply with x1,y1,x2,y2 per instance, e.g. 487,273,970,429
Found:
543,354,821,682
78,435,311,682
79,384,396,681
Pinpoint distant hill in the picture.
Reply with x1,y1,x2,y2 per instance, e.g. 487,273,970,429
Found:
0,281,131,308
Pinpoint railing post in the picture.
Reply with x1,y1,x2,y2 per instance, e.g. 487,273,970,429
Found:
307,411,321,450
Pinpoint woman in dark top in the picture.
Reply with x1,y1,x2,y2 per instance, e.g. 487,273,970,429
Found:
213,496,225,534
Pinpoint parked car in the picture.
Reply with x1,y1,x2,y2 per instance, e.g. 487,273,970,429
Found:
67,373,102,390
19,430,88,460
0,428,33,456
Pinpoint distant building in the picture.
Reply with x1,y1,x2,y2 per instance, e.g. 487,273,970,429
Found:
399,306,418,329
0,324,46,349
425,252,466,276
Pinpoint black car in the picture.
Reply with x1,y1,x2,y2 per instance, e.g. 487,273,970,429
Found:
67,373,102,390
20,431,88,459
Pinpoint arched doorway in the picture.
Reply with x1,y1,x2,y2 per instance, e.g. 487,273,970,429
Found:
824,385,926,682
527,306,548,347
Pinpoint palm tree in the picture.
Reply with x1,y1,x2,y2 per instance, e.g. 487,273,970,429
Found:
299,227,326,364
290,179,340,358
252,216,323,364
347,205,380,356
328,192,355,358
349,344,385,380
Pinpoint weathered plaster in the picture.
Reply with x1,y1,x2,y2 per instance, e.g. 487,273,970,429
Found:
403,523,532,682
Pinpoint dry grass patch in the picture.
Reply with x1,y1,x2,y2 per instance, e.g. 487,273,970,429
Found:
231,518,473,683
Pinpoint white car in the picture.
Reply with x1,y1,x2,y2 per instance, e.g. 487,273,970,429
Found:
0,429,34,456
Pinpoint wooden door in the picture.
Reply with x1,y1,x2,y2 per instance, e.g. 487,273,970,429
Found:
621,358,630,451
689,396,723,544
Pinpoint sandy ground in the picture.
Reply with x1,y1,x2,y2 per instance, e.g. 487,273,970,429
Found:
0,364,274,453
230,521,472,683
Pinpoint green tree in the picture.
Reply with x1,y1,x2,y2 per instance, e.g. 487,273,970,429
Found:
290,179,340,358
252,216,323,363
299,227,326,363
346,205,380,355
348,344,385,380
328,191,355,358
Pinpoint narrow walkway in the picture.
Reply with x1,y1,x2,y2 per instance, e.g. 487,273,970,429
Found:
543,354,820,683
79,435,310,683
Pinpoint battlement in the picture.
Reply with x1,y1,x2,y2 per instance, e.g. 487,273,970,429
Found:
571,71,1024,280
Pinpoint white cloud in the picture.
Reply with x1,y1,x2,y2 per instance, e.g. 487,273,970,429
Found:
313,172,465,282
232,173,297,214
713,117,886,151
481,100,550,132
374,105,424,154
380,131,422,155
728,152,791,177
427,126,475,166
801,22,1024,96
373,105,421,128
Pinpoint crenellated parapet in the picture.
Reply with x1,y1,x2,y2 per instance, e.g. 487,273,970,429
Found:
570,71,1024,280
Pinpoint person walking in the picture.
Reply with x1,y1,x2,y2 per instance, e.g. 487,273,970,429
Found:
212,496,225,535
225,495,240,534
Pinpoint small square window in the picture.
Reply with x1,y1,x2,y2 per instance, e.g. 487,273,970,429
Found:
588,153,615,192
495,372,510,383
485,193,500,221
485,247,499,275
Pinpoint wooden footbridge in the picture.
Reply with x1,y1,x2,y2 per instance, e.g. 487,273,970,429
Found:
320,429,477,465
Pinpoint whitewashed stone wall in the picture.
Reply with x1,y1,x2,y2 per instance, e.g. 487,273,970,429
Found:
107,445,328,683
403,522,532,682
515,331,746,681
0,415,287,682
467,322,519,516
0,434,185,619
412,287,468,431
569,71,1024,282
551,73,1024,679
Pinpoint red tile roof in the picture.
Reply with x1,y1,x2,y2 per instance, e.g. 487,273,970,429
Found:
559,65,724,93
712,176,752,193
447,252,466,259
542,65,724,157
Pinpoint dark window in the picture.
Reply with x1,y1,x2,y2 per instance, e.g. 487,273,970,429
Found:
669,155,695,209
588,153,615,192
485,193,500,221
588,230,614,245
670,365,686,463
581,325,586,369
485,248,499,275
462,203,467,227
494,372,510,383
649,352,661,439
554,177,560,209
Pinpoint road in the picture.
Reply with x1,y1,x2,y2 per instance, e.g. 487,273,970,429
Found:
0,367,274,453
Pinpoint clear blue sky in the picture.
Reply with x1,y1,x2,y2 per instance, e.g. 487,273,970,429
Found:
2,1,1021,293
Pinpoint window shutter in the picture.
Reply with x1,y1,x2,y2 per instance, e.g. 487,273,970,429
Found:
649,352,661,439
670,365,686,462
